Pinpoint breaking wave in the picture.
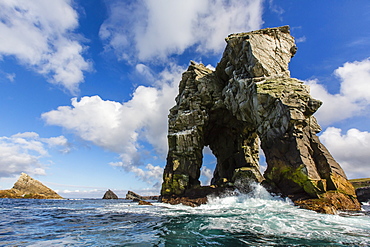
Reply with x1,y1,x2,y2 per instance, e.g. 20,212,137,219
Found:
1,184,369,246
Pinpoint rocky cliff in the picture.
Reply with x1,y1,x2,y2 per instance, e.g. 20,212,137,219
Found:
0,173,63,199
160,26,361,214
350,178,370,202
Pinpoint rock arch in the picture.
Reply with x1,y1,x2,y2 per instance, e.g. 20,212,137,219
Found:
160,26,360,213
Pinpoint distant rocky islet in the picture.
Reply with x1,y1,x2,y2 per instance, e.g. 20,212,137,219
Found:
0,172,368,210
102,189,119,199
0,172,63,199
0,174,160,203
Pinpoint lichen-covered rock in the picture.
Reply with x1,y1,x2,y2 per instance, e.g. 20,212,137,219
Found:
0,173,62,199
102,189,118,199
160,26,361,213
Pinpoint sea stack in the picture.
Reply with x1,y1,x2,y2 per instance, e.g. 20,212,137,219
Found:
125,190,159,201
0,172,63,199
160,26,361,214
102,189,119,199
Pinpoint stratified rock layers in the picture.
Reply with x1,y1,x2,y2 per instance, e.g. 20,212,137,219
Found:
160,26,360,213
0,173,63,199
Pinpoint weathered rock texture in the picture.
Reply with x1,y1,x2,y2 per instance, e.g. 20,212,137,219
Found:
160,26,361,213
355,187,370,203
125,190,159,201
102,189,118,199
350,178,370,202
0,173,63,199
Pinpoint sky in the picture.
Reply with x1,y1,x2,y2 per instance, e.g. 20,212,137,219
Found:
0,0,369,198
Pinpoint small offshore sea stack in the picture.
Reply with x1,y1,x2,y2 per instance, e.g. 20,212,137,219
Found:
125,190,159,201
102,189,118,199
160,26,361,214
0,172,63,199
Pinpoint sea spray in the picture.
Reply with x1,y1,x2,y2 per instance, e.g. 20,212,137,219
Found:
1,185,369,246
159,184,370,245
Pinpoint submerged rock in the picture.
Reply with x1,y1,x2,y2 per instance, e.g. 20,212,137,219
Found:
160,26,361,213
138,200,153,206
0,173,63,199
102,189,118,199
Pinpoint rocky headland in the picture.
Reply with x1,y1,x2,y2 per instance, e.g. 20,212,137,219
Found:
160,26,361,214
350,178,370,203
0,173,63,199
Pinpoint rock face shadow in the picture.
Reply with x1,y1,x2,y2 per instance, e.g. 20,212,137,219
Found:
160,26,360,214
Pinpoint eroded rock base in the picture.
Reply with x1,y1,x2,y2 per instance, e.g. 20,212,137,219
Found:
161,186,231,207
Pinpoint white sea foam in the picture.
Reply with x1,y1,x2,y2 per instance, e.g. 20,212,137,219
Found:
2,193,369,246
145,183,370,245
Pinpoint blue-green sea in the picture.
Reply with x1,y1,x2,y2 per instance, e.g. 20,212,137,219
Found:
1,185,369,246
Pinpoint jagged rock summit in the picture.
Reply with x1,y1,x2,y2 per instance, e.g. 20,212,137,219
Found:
102,189,118,199
0,172,63,199
160,26,361,214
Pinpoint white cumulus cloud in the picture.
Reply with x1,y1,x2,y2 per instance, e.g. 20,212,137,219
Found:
99,0,263,62
319,127,370,179
42,64,184,186
0,132,70,178
110,161,163,188
306,58,370,126
335,58,370,103
92,0,265,185
200,166,213,186
0,0,91,95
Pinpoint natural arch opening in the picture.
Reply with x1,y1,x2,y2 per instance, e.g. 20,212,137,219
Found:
259,146,267,175
200,146,216,186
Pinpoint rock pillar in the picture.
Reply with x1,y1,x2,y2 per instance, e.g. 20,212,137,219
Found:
160,26,361,213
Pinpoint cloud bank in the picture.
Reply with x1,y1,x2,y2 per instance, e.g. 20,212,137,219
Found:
305,58,370,179
40,0,265,186
320,127,370,179
100,0,264,62
42,65,184,185
0,0,91,94
0,132,69,178
307,58,370,126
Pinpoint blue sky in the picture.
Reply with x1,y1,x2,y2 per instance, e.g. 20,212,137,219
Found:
1,0,369,198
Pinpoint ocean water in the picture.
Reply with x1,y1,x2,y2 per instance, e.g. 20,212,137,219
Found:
1,185,369,246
